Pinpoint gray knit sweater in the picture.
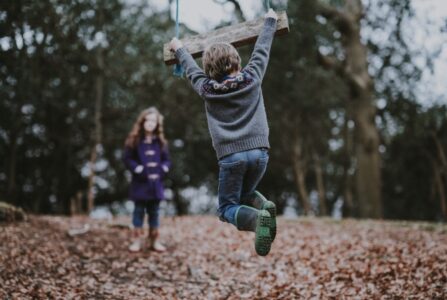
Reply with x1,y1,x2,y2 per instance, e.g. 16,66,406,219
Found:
175,18,277,159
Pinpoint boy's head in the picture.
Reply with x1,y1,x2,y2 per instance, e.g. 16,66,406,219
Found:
203,43,241,81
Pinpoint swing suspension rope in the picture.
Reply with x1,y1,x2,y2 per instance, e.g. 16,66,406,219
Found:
175,0,180,40
265,0,270,10
173,0,184,76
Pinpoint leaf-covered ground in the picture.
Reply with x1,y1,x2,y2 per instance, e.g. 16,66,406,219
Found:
1,215,446,299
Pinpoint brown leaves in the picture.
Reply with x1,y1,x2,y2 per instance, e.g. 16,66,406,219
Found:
0,216,446,299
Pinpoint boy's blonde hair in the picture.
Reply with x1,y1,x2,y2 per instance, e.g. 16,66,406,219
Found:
203,43,241,81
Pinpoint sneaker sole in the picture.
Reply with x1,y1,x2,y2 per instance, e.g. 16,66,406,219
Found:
254,191,277,242
255,210,272,256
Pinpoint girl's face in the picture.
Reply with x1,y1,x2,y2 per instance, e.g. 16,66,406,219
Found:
143,113,158,133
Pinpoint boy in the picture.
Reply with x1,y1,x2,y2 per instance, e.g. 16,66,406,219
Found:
169,9,278,256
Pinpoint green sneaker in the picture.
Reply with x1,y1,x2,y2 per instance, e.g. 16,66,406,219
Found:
255,209,272,256
254,191,277,242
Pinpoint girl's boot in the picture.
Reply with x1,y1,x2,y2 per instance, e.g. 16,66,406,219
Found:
149,228,166,252
129,229,143,252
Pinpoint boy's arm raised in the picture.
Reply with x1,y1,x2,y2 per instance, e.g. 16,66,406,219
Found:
170,38,208,96
245,9,278,80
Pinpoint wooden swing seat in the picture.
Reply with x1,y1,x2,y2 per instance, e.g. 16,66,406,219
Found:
163,11,289,65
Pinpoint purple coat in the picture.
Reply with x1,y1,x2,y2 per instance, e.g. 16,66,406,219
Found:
123,137,171,201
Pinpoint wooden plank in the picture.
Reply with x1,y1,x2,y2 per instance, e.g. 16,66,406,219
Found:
163,11,289,65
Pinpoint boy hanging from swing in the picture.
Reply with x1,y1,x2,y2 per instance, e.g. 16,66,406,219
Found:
169,9,278,256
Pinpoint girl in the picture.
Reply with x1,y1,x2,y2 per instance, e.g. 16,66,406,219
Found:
123,107,171,252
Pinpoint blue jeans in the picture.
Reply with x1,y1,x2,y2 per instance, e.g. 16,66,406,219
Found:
132,200,161,229
217,148,269,227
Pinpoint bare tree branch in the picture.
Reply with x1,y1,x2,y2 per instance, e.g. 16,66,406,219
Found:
317,51,344,73
317,51,366,93
213,0,246,22
345,0,364,22
316,2,355,37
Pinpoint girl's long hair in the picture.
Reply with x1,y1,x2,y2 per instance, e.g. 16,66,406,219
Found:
124,107,167,148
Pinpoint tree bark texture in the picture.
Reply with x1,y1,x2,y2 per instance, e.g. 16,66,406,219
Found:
292,139,312,215
342,115,355,217
432,133,447,220
7,132,18,202
433,165,447,220
318,0,383,218
173,187,189,216
314,155,328,216
87,46,104,213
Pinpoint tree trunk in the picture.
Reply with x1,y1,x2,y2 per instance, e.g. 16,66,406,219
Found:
172,187,188,215
87,148,98,213
87,45,104,213
353,98,382,218
432,133,447,219
7,132,18,203
431,133,447,170
344,0,382,219
70,191,84,215
314,154,327,216
7,26,27,205
432,133,447,188
292,139,312,215
342,115,355,217
318,0,383,218
434,166,447,220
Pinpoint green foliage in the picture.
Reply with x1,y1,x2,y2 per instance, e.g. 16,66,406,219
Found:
0,0,445,220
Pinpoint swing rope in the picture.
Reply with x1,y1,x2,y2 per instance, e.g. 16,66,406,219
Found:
173,0,184,77
265,0,270,10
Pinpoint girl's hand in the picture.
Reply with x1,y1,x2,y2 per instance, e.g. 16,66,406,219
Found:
265,9,278,20
169,38,183,52
134,165,144,174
